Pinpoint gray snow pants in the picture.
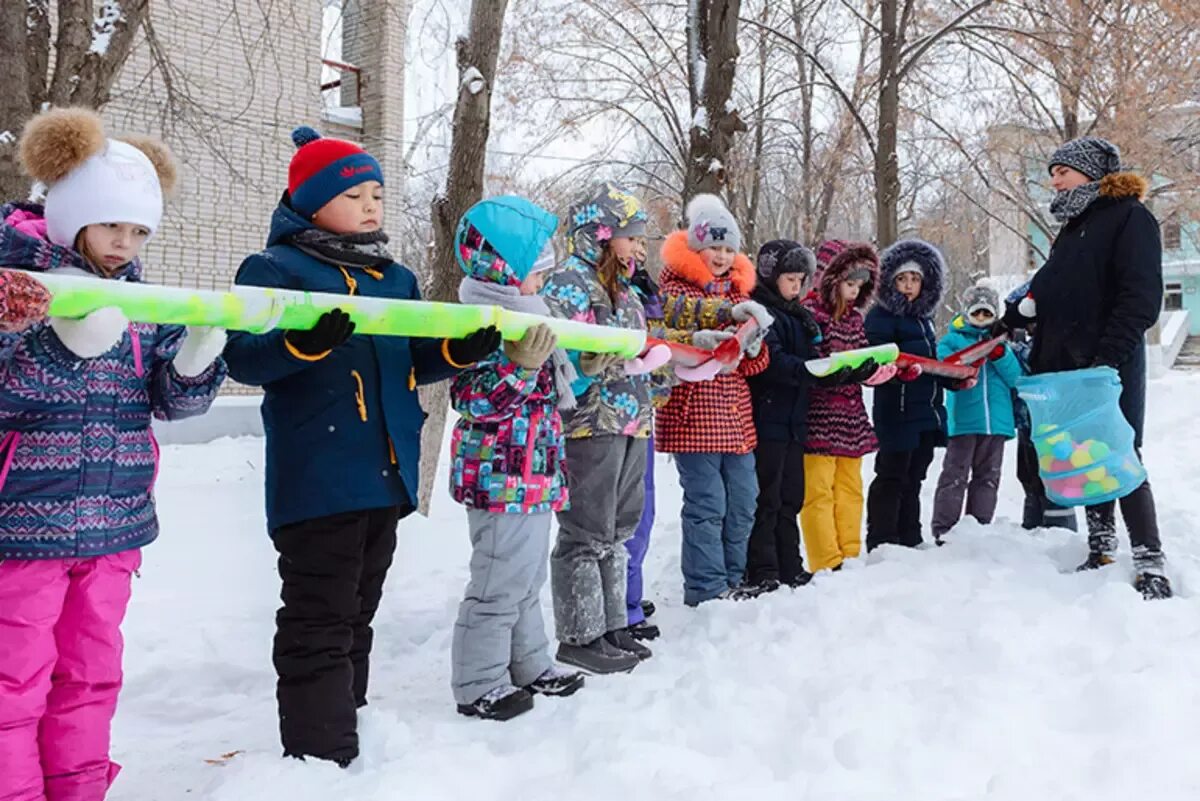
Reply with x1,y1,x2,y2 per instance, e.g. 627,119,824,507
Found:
932,434,1006,538
451,509,553,705
552,435,648,645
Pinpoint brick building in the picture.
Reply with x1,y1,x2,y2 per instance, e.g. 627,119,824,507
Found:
101,1,408,388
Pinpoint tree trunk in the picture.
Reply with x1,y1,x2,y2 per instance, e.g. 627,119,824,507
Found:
874,0,901,247
417,0,511,515
684,0,748,204
0,0,149,201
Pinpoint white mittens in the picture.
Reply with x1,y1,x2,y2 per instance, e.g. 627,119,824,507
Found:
50,307,128,358
173,326,227,377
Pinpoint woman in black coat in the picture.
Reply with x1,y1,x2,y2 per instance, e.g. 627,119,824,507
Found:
1003,136,1170,599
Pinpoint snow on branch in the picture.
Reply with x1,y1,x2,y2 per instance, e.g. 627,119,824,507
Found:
461,66,486,95
90,1,124,56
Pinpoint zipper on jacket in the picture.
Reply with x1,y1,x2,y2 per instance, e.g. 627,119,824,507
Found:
130,325,144,377
982,365,991,434
0,431,22,494
351,370,368,422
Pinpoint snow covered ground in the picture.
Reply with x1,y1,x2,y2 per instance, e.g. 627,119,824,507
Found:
111,372,1200,801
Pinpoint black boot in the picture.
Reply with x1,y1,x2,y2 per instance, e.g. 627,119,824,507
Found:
556,638,639,674
605,628,652,661
640,600,656,618
456,686,534,721
1076,552,1116,572
525,666,585,697
1135,572,1173,600
785,570,813,588
627,620,660,641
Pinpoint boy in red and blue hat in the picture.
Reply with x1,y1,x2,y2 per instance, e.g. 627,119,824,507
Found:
224,126,501,767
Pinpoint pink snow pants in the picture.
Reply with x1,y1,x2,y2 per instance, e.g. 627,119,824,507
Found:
0,550,141,801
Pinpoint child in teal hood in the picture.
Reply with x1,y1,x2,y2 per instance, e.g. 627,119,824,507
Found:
930,284,1023,543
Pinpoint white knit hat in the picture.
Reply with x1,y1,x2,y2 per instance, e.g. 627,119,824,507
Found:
44,140,164,248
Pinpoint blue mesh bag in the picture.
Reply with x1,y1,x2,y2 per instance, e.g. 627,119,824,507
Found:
1014,367,1146,507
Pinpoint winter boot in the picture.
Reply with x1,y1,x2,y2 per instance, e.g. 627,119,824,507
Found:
1075,552,1116,572
627,620,660,641
727,582,770,601
1133,547,1173,600
556,638,639,674
605,628,652,661
640,600,656,618
456,685,534,721
785,570,814,588
525,665,586,698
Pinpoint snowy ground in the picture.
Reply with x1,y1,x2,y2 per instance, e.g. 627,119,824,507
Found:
112,372,1200,801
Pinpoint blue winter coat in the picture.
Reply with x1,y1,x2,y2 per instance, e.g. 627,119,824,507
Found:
937,315,1023,439
223,200,458,532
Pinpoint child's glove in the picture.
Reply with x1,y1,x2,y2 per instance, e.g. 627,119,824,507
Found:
579,351,623,376
0,271,52,333
987,343,1007,361
623,343,671,376
732,299,774,329
447,325,502,365
896,364,923,382
864,363,899,386
50,307,128,358
947,375,978,391
692,329,735,351
675,360,722,382
286,309,355,356
504,324,557,369
173,326,227,377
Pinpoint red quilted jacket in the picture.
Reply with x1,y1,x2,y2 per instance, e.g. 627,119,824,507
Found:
655,231,769,454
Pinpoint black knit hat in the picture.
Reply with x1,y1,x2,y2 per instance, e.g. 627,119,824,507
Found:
1048,137,1121,181
756,239,815,284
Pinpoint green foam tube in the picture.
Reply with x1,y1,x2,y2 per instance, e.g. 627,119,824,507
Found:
805,343,899,377
17,269,646,358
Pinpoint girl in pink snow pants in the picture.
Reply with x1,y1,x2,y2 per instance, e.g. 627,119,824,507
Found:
0,108,226,801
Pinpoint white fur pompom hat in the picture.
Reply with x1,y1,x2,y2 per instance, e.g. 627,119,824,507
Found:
19,107,177,248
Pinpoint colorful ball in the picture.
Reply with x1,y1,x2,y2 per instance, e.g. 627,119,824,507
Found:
1059,484,1084,499
1069,448,1094,468
1088,441,1111,461
1085,467,1108,482
1040,454,1056,472
1051,459,1075,473
1101,477,1120,493
1052,440,1074,460
1084,481,1104,496
1045,432,1069,445
1036,424,1059,436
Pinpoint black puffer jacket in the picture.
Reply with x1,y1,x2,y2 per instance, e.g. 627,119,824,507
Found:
1004,172,1161,444
747,283,822,443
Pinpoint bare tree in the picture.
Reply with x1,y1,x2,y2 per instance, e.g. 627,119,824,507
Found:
0,0,151,199
685,0,749,201
417,0,512,514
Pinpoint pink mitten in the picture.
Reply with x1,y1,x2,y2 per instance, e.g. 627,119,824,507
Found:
623,343,672,376
674,359,722,382
864,363,898,386
0,271,52,333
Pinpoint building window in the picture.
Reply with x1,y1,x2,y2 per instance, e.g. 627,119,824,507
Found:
1165,281,1184,312
320,0,363,128
1163,217,1182,251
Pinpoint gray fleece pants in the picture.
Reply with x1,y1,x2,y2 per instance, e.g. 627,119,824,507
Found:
932,434,1007,538
552,435,648,645
451,509,553,705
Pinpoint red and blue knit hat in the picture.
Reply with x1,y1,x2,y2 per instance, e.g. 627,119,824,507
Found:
287,126,384,218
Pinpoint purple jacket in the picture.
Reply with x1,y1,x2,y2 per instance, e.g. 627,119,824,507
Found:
0,203,226,559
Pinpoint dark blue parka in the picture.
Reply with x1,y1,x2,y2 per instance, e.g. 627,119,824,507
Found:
864,239,948,452
223,199,458,531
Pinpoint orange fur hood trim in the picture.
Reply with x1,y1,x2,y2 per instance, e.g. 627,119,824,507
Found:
660,230,756,294
1099,172,1148,200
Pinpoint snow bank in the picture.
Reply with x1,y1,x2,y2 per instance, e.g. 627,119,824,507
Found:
110,372,1200,800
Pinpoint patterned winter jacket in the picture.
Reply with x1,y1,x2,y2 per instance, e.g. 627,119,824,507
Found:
0,203,226,560
541,257,652,440
655,231,769,454
449,198,567,515
802,245,880,458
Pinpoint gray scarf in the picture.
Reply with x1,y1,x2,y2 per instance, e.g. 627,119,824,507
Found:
1050,181,1101,224
289,228,394,268
458,277,577,410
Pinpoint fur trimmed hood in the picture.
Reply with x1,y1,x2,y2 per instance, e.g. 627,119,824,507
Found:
660,229,756,294
877,238,946,319
1098,171,1148,201
817,242,879,312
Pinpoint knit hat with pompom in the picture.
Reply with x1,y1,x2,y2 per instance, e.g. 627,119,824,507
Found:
287,126,384,219
19,107,176,248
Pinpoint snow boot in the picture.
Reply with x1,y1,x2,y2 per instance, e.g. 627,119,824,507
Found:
785,571,814,588
605,628,652,661
727,582,770,601
640,600,656,618
628,620,660,641
556,638,639,674
1133,547,1172,600
525,666,585,698
1075,552,1116,572
456,685,534,721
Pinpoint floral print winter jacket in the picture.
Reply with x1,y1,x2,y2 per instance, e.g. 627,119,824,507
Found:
541,254,652,440
0,203,226,559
